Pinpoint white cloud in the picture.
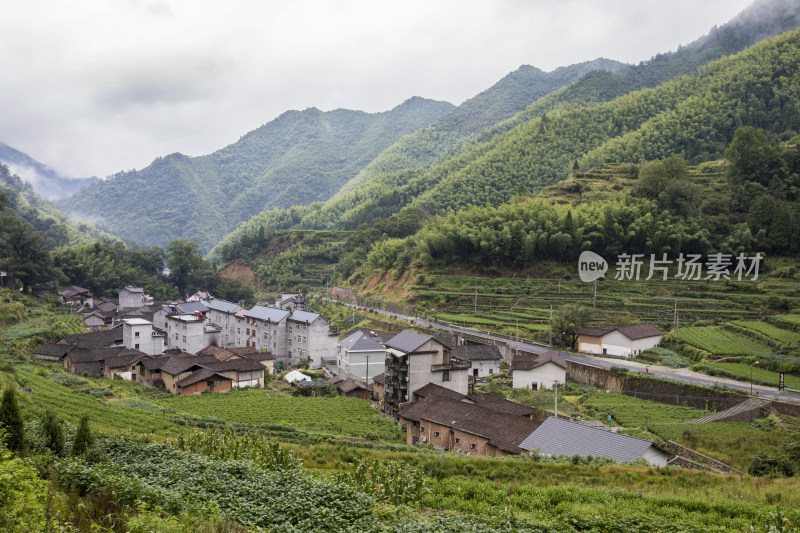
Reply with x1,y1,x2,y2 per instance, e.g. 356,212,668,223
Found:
0,0,753,178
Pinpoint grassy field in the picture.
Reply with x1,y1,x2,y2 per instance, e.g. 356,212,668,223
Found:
672,326,774,355
731,320,800,346
704,361,800,389
582,390,710,427
155,389,403,442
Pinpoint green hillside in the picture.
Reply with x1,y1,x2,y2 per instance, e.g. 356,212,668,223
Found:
56,97,455,252
211,0,800,260
0,163,117,248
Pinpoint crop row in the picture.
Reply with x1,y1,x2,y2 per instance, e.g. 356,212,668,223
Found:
730,320,800,346
672,326,773,355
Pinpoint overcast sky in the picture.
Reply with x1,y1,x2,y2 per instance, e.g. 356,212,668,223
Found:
0,0,754,179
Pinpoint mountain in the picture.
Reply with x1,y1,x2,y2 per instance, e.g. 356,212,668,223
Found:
210,0,800,255
56,97,455,252
0,142,99,200
0,163,117,248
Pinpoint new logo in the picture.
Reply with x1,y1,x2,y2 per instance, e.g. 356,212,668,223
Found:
578,251,607,282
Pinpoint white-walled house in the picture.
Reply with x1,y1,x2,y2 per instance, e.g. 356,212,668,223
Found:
451,344,502,379
287,310,337,369
511,351,567,391
243,306,290,361
122,318,164,356
165,314,220,354
577,324,663,358
119,286,146,310
204,299,242,348
338,330,386,384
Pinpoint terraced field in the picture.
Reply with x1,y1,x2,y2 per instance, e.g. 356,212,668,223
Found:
672,326,774,355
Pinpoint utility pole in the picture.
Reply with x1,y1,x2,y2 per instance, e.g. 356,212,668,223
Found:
332,265,336,300
549,304,553,346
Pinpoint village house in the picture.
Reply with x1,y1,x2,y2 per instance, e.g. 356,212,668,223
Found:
164,314,220,354
330,376,370,400
371,372,385,406
204,298,242,347
174,368,233,395
58,285,93,307
511,350,568,390
398,395,540,456
518,416,672,466
122,318,164,356
243,305,290,357
384,330,471,414
451,344,502,380
337,329,386,384
286,310,337,369
577,324,663,358
119,286,147,310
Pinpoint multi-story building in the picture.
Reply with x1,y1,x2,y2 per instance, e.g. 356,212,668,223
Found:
121,318,164,356
337,329,386,384
286,310,337,369
243,305,290,359
204,298,242,348
119,286,146,310
164,314,221,354
384,329,470,414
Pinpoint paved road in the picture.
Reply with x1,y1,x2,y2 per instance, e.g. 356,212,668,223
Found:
325,297,800,404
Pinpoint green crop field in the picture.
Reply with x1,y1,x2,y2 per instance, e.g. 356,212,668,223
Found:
673,326,773,355
773,314,800,327
705,362,800,390
156,390,402,442
731,320,800,346
582,391,709,428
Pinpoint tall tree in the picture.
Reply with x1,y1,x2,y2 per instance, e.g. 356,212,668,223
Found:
550,304,593,349
71,415,94,457
0,387,24,453
0,215,66,292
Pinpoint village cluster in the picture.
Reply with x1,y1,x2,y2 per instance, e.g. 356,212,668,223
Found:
35,284,682,464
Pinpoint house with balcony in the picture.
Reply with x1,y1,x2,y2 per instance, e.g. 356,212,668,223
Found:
383,329,470,414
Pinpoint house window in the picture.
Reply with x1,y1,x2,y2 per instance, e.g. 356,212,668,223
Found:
489,368,493,374
174,333,178,340
470,443,477,450
263,333,267,339
246,328,250,335
420,427,425,433
442,371,450,382
183,336,187,343
289,340,292,346
303,336,306,343
434,431,440,438
455,438,460,444
134,331,140,338
134,344,139,350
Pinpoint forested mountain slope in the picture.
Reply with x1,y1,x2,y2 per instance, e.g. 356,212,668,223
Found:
56,97,454,252
0,142,99,200
211,0,800,260
0,164,117,248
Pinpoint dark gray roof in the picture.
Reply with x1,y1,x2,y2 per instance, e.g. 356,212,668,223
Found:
467,393,538,417
519,417,660,461
66,346,126,363
452,344,502,361
104,351,149,369
511,351,567,371
122,286,143,293
205,359,266,372
246,305,290,323
413,382,467,401
159,354,218,375
176,368,232,388
337,378,368,394
577,324,662,340
204,299,241,314
343,327,395,343
339,330,386,352
34,343,73,359
61,328,124,348
371,372,385,385
288,310,321,323
386,330,436,353
399,396,540,454
177,301,209,314
71,361,103,376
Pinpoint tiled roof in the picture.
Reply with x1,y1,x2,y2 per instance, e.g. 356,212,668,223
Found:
399,396,540,454
34,343,73,359
511,351,567,371
451,344,502,361
159,355,218,375
176,368,232,388
337,378,368,394
246,306,290,323
62,328,124,348
197,345,236,361
466,393,538,417
71,361,103,376
413,382,467,401
343,327,395,343
577,324,662,340
204,299,241,314
66,346,125,364
518,416,663,462
371,372,385,385
339,330,386,352
122,286,143,293
386,330,435,353
235,350,275,362
104,351,149,369
205,359,266,372
288,310,321,323
176,301,209,314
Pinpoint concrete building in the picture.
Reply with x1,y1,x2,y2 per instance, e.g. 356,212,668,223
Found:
243,305,290,360
451,344,502,379
577,324,663,358
287,310,337,369
122,318,164,356
511,351,567,390
119,286,146,310
204,298,242,348
384,330,470,414
337,330,386,384
165,314,220,354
